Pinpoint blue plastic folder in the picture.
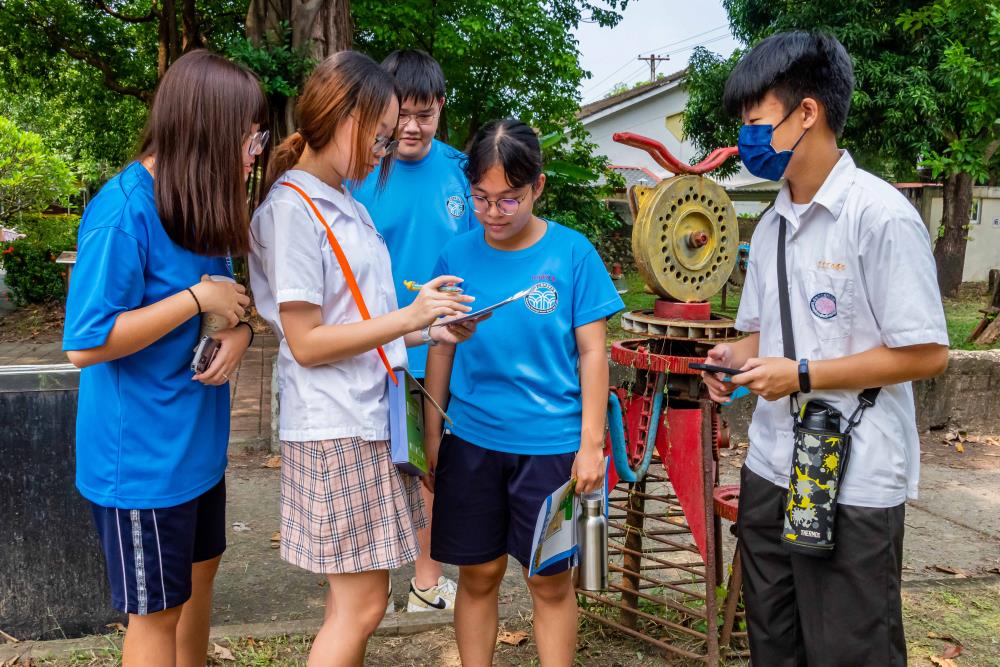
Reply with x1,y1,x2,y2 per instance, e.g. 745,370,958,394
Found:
387,368,451,476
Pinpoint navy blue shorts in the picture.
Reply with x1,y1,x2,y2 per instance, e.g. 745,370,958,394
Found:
90,476,226,615
431,434,576,575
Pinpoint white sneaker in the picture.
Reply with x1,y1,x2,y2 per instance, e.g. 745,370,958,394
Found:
406,576,457,612
386,578,395,614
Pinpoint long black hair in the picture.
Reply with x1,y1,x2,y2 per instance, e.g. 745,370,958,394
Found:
463,118,542,188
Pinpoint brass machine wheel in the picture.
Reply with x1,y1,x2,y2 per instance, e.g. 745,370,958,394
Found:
630,175,739,302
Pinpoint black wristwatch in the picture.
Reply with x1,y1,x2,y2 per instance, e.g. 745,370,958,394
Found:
798,358,811,393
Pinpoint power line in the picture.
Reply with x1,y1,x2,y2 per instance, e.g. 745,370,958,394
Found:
581,25,732,97
647,24,730,54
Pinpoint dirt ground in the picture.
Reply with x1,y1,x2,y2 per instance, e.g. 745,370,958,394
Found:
7,431,998,667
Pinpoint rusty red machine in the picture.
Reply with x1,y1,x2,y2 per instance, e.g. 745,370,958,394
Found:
580,132,748,663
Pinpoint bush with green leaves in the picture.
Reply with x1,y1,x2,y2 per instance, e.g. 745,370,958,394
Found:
0,116,76,223
1,213,80,306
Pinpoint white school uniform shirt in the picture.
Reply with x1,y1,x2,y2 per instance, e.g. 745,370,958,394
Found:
249,169,407,442
736,151,949,507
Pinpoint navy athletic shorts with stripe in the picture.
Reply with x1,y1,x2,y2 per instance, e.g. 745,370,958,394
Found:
431,433,576,576
89,476,227,615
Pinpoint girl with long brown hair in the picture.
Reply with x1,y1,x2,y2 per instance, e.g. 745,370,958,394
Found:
63,50,266,667
249,50,475,665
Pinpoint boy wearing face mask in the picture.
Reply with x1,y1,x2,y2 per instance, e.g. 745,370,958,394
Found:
700,32,949,666
353,49,476,613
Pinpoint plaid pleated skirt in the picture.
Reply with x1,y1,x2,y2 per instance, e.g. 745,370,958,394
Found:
279,437,427,574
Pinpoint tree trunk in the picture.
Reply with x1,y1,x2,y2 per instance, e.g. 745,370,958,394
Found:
181,0,203,52
933,171,974,298
158,0,180,79
246,0,352,139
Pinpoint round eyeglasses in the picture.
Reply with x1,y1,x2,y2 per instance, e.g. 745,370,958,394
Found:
398,110,440,128
468,192,529,216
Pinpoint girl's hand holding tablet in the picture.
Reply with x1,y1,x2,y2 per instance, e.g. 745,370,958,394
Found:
405,274,474,328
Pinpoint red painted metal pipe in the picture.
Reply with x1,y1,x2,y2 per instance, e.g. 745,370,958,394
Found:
613,131,739,175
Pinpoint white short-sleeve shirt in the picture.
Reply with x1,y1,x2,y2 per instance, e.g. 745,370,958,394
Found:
249,169,407,442
735,151,949,507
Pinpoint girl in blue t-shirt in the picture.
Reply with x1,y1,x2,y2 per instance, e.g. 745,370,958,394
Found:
424,118,624,666
63,51,264,666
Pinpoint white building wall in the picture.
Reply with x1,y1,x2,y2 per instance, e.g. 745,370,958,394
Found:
927,187,1000,282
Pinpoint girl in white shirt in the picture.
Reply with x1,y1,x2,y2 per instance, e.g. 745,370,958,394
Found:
249,51,473,666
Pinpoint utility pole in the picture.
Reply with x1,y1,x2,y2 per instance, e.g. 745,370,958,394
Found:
637,54,670,82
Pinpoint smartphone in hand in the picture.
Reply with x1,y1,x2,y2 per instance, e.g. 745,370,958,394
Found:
191,336,222,374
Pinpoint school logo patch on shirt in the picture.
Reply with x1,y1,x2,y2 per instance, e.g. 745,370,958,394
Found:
525,282,558,314
810,292,838,319
446,195,466,218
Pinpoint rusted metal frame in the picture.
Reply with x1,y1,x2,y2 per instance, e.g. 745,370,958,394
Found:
607,564,710,620
606,582,709,627
608,498,687,518
610,523,703,561
701,402,721,664
578,606,709,663
578,590,710,644
620,479,646,628
611,542,707,580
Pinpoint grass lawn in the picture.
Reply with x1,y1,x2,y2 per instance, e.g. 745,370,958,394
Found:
609,272,999,351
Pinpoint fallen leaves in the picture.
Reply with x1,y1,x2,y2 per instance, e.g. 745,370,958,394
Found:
105,622,126,633
262,455,281,469
232,522,251,533
211,642,235,662
930,658,957,667
927,630,963,664
929,564,972,578
271,531,281,549
496,630,529,646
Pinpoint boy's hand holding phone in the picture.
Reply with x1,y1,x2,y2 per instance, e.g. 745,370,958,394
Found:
730,357,799,401
701,344,741,404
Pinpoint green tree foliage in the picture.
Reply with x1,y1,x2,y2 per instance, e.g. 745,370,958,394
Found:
683,0,1000,296
0,117,76,223
353,0,630,240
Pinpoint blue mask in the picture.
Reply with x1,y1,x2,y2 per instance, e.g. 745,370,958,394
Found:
737,110,807,181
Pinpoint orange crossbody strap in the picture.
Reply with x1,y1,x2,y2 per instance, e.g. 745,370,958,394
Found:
280,181,398,386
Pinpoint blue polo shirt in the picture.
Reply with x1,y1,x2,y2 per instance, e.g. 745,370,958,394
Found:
352,139,477,376
433,221,624,455
63,161,231,509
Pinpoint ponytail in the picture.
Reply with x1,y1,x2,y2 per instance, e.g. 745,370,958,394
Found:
259,51,397,196
263,131,307,193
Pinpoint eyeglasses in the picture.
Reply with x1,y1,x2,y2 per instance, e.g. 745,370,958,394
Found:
247,130,270,156
468,192,530,216
373,135,398,157
398,110,439,127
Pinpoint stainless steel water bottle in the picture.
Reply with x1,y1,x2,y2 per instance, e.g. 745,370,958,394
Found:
577,490,608,591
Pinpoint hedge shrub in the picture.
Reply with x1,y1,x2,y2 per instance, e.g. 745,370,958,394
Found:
1,213,80,305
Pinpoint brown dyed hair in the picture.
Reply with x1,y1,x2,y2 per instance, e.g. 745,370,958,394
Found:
264,51,398,193
139,49,266,257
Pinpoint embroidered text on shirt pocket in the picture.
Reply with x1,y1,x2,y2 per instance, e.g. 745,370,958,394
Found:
802,269,853,341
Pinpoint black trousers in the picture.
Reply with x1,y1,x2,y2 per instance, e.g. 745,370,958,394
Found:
737,465,907,667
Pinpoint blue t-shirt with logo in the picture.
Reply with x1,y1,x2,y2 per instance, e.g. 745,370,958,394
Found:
432,221,624,455
63,161,231,509
353,139,477,376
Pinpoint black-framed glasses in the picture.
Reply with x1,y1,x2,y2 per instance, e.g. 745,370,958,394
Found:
247,130,270,156
468,192,530,216
398,110,440,127
372,135,398,156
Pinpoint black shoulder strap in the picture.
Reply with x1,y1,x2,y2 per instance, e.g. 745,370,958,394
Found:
777,216,881,427
777,216,796,362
